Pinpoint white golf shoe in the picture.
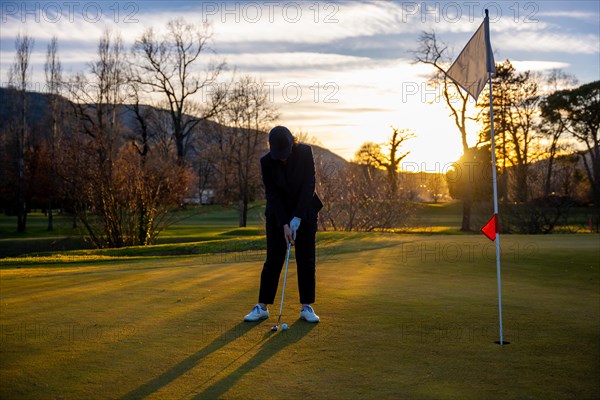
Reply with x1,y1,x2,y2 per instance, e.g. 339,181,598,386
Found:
244,304,269,322
299,305,320,323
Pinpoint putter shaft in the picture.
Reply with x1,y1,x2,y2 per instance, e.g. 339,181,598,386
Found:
275,242,292,327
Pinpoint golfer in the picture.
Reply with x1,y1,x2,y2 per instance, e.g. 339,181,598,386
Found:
244,126,323,323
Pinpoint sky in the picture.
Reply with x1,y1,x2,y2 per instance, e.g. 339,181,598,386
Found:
1,1,599,169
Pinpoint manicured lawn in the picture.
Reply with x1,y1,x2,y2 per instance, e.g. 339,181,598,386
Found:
1,233,598,399
0,205,265,258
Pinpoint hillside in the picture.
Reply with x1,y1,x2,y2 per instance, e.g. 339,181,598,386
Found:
0,87,348,168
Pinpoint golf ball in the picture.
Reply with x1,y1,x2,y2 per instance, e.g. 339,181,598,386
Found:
281,323,288,330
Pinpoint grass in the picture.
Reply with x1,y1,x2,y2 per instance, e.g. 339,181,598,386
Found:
0,205,266,258
2,201,596,257
1,204,598,398
1,233,599,399
407,202,464,233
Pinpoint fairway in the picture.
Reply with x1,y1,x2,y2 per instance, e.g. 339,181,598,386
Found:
1,234,599,399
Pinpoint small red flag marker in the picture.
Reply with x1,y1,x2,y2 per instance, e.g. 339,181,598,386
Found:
481,214,498,241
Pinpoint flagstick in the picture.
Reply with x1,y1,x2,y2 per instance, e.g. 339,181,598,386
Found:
488,71,505,346
483,8,506,346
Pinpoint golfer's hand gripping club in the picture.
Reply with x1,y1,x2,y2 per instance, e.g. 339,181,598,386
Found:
289,217,301,240
283,224,294,245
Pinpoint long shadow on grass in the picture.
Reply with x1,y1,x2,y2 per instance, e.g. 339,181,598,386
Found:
192,320,317,399
119,320,263,399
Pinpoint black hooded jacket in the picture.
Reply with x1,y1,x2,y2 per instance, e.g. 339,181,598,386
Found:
260,143,323,227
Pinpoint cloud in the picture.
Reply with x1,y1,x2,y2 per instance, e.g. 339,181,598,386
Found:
207,1,552,46
495,32,600,54
0,0,597,163
221,52,373,71
334,107,396,113
536,11,599,21
0,13,145,44
207,2,400,44
509,60,571,72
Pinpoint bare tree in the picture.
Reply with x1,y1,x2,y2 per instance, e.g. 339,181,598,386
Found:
123,82,196,245
112,143,195,245
62,29,194,247
7,33,34,232
314,158,344,230
295,131,322,146
414,31,475,231
424,172,447,203
150,100,178,157
208,75,278,226
316,162,413,232
355,127,414,193
44,35,62,231
354,142,385,170
318,127,415,231
131,18,226,160
125,81,155,243
67,30,129,247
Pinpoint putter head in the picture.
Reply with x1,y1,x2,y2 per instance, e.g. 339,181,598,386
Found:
271,325,278,332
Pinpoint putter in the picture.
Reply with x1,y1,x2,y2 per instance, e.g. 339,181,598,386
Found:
271,242,292,332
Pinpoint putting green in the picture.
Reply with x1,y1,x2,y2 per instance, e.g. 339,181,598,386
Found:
1,234,598,399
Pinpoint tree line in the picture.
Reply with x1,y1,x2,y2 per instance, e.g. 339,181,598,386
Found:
414,31,599,233
0,19,278,247
2,23,597,244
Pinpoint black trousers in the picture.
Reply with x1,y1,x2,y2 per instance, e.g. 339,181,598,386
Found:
258,216,317,305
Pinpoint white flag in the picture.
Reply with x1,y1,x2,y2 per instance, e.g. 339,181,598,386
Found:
447,13,495,100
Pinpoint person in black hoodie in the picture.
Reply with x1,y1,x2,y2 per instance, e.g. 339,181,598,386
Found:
244,126,323,323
